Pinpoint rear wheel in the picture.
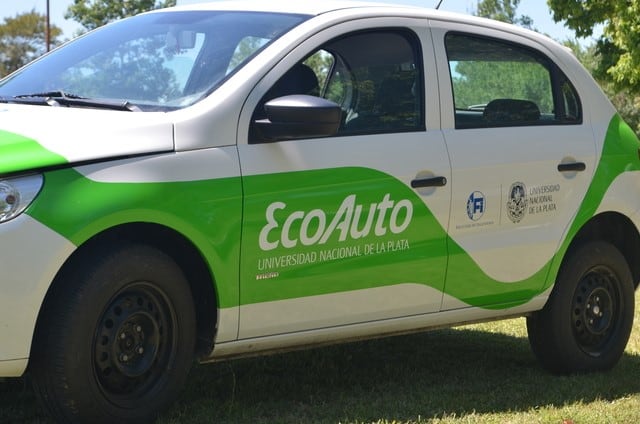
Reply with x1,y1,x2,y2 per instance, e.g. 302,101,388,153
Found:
30,244,196,424
527,241,634,374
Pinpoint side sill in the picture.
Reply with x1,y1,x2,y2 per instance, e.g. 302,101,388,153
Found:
203,293,549,363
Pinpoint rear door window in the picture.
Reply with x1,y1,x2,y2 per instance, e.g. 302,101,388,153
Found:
445,33,581,129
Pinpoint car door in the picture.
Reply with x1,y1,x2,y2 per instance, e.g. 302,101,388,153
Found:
429,22,596,309
236,19,452,338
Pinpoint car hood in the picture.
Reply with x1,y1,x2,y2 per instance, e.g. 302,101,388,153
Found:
0,105,174,175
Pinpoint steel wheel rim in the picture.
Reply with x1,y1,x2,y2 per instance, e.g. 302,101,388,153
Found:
93,282,177,399
571,266,621,356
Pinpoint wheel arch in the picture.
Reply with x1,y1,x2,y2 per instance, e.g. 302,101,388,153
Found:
32,222,218,360
565,211,640,289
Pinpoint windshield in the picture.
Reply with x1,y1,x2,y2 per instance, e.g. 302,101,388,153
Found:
0,11,309,111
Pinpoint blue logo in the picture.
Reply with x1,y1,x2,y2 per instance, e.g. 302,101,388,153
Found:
466,191,485,221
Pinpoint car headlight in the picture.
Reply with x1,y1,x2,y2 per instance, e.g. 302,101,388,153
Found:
0,174,43,223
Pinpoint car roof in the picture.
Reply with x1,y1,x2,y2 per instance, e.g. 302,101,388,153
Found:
167,0,419,16
163,1,541,38
158,0,569,57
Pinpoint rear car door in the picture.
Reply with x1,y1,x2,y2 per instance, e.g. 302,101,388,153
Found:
430,21,596,309
236,18,452,338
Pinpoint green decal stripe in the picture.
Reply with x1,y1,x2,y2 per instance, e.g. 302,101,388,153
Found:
239,115,640,309
546,115,640,283
0,130,68,174
444,244,549,309
25,115,640,311
27,168,243,309
240,167,448,305
240,165,546,308
447,115,640,309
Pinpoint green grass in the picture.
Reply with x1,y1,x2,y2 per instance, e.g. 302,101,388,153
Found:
3,298,640,424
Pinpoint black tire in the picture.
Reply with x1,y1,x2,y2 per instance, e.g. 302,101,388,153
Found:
527,241,634,374
30,244,196,424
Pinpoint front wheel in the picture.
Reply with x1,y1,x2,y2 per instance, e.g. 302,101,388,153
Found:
527,241,634,374
30,244,196,424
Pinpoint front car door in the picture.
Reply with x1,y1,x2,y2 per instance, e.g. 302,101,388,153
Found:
236,18,452,338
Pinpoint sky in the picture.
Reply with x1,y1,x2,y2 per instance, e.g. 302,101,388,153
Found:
0,0,600,45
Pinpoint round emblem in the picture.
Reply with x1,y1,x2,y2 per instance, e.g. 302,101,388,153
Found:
466,191,485,221
506,182,527,223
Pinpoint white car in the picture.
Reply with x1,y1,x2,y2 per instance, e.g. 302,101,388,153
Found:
0,1,638,422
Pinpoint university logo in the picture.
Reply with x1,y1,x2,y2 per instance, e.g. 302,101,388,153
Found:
506,182,527,223
466,191,485,221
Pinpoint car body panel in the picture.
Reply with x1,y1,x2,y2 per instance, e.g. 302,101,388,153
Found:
0,1,638,375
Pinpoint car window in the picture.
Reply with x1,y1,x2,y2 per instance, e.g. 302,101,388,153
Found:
445,33,582,129
56,31,207,104
227,36,271,74
0,11,310,111
303,50,335,96
250,29,424,142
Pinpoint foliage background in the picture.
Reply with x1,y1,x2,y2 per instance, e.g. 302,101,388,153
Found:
65,0,176,31
0,10,61,77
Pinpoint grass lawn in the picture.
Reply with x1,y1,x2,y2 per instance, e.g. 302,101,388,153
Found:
3,297,640,423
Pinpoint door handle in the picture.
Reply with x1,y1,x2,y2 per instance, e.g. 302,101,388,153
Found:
411,176,447,188
557,162,586,172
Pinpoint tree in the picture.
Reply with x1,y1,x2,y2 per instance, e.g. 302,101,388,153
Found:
564,40,640,134
475,0,534,29
547,0,640,93
66,0,177,31
0,10,62,77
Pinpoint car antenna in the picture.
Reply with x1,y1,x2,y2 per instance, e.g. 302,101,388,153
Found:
435,0,444,9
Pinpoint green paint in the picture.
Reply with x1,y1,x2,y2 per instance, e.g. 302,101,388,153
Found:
238,115,640,309
546,115,640,282
445,115,640,308
24,115,640,312
27,168,243,309
240,167,447,305
0,130,68,175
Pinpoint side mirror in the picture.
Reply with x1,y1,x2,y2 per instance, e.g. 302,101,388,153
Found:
253,95,342,142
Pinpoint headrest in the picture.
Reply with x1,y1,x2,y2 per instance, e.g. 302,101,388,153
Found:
268,63,319,99
483,99,540,124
